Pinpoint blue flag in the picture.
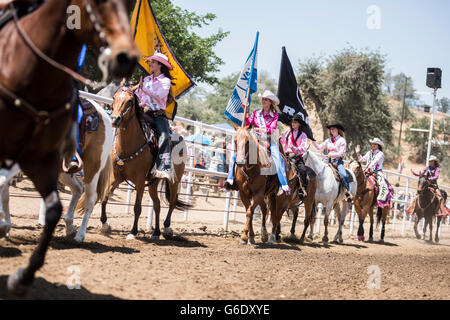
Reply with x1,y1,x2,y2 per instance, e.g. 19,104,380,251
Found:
224,32,259,126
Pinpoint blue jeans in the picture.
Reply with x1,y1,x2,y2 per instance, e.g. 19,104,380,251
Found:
226,141,289,191
330,158,350,191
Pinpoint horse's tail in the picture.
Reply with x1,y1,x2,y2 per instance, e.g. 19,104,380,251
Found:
164,178,192,211
76,157,113,214
376,206,382,228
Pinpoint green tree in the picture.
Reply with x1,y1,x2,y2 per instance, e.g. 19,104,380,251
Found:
438,97,450,114
80,0,228,87
297,48,393,158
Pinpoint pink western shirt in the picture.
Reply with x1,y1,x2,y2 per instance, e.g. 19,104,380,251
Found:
135,74,171,111
245,109,278,135
280,130,308,156
414,166,440,181
359,149,384,172
314,135,346,159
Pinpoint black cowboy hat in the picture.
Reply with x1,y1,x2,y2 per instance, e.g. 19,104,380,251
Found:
326,123,345,132
292,114,307,126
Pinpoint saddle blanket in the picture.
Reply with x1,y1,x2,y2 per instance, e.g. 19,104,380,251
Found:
368,172,393,208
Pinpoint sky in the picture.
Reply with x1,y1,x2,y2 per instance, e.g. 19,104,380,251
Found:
171,0,450,106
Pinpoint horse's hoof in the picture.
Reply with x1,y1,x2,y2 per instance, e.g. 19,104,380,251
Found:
163,227,173,239
435,238,439,243
415,235,421,240
151,235,160,240
248,237,255,245
305,236,313,242
240,239,248,245
322,237,329,244
368,237,374,243
126,234,136,241
357,236,365,241
7,268,29,297
0,219,11,238
379,239,384,244
261,234,268,243
339,238,344,245
65,225,77,239
74,233,85,244
268,235,276,244
101,223,111,236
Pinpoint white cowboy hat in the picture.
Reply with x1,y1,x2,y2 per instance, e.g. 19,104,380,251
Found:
369,138,384,148
429,155,439,162
144,52,173,70
258,90,280,106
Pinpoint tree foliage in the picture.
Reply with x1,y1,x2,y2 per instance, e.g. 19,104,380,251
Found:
297,48,393,157
438,97,450,114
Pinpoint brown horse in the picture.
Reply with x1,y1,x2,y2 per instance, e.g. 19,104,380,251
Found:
412,175,446,243
269,155,317,244
101,87,190,240
351,161,390,243
232,126,273,244
0,0,138,295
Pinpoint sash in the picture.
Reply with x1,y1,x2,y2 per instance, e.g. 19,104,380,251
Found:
255,109,267,132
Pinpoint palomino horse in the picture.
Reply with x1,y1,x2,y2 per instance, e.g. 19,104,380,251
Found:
413,175,447,243
101,87,190,240
350,161,390,243
0,0,138,295
232,126,273,244
302,150,357,244
1,98,112,243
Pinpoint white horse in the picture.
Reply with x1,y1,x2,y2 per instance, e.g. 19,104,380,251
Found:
0,99,113,243
302,150,357,244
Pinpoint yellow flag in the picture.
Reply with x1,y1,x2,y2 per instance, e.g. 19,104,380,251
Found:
130,0,195,120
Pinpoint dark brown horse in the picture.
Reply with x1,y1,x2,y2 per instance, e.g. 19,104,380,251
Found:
269,155,317,244
351,161,390,243
101,87,190,240
0,0,138,295
413,175,447,243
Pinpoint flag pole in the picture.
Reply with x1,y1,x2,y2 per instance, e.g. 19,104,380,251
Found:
241,87,251,127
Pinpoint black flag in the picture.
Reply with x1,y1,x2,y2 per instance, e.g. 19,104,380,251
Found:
277,47,315,141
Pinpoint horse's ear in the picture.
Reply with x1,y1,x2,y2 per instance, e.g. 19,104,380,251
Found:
244,125,250,131
232,123,239,131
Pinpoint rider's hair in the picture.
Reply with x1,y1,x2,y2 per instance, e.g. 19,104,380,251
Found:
430,160,440,168
288,121,304,143
328,128,345,138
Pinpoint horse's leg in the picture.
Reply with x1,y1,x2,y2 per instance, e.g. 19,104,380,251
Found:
268,194,280,244
127,182,145,240
357,209,366,241
422,215,428,241
162,179,177,239
74,175,100,243
413,213,421,239
0,182,11,239
300,200,314,244
435,216,442,243
369,207,374,242
290,205,299,240
59,173,82,238
100,179,120,235
322,207,329,244
149,181,161,240
240,191,251,244
7,156,62,296
380,207,388,243
333,203,347,244
428,214,433,242
260,201,269,243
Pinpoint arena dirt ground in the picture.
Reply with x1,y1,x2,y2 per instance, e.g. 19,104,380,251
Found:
1,178,449,300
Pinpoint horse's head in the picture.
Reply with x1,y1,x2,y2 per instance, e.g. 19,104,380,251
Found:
111,86,137,127
418,174,430,194
72,0,140,78
234,125,250,166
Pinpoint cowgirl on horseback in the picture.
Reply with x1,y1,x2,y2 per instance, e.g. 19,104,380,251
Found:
224,90,290,195
406,156,447,215
312,123,352,202
134,52,173,181
355,138,392,207
280,114,309,200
